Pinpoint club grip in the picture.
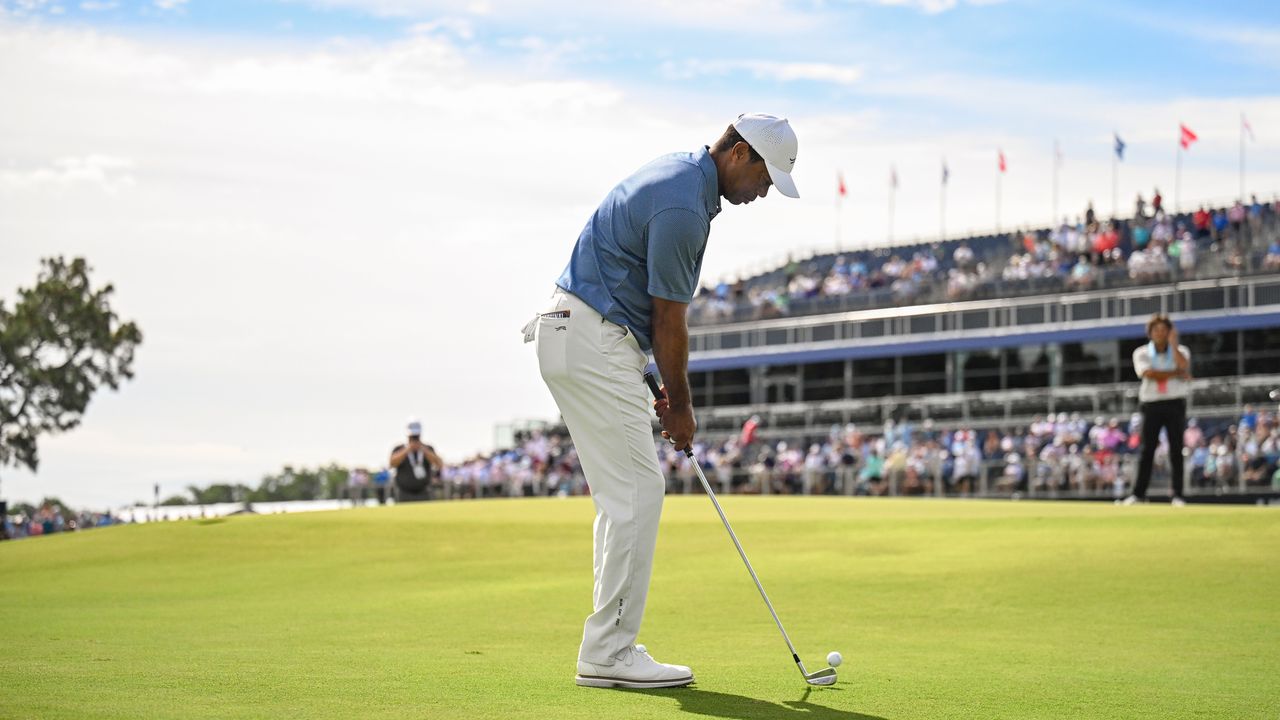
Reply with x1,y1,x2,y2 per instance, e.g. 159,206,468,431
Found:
644,372,691,456
643,372,664,400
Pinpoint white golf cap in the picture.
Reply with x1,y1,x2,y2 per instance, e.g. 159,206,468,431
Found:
407,418,422,435
732,113,799,198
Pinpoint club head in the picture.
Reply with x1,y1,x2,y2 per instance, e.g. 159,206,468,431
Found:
802,666,838,686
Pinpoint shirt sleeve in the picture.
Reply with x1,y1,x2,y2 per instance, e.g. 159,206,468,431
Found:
1133,347,1150,379
646,208,707,303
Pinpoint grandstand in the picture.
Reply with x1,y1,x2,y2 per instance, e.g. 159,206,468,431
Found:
689,199,1278,325
470,197,1280,504
677,197,1280,500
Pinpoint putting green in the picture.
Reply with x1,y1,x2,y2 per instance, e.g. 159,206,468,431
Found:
1,497,1277,719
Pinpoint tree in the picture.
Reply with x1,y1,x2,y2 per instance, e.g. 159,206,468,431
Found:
186,483,250,505
318,463,350,500
183,463,352,504
249,465,332,502
0,257,142,477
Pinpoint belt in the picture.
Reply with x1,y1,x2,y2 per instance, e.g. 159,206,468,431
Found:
521,309,571,343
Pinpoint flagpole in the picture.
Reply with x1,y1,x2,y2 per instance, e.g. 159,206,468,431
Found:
835,171,842,252
1240,111,1246,201
888,174,895,245
1052,140,1059,227
996,166,1002,233
940,161,947,242
1175,140,1182,215
1112,148,1118,221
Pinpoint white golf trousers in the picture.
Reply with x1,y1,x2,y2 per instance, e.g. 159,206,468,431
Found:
535,289,665,665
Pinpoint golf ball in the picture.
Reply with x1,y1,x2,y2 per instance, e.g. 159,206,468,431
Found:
636,644,646,654
827,651,842,667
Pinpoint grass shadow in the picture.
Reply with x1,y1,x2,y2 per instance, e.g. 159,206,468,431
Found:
620,686,888,720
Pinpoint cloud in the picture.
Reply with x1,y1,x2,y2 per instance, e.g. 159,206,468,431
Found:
154,0,187,9
856,0,1008,14
662,59,863,86
287,0,818,34
408,16,472,40
0,21,662,507
1101,6,1280,69
2,0,54,15
0,155,136,193
80,1,118,10
176,35,620,118
191,35,466,100
496,35,591,71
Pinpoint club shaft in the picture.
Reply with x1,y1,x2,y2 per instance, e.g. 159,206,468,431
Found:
645,371,813,678
686,454,802,664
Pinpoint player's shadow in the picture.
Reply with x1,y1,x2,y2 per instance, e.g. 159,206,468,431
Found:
622,687,888,720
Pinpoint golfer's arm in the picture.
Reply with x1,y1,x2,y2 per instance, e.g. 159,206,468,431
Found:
426,448,444,470
651,297,692,410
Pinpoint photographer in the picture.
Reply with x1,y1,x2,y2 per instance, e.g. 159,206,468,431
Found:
389,419,443,502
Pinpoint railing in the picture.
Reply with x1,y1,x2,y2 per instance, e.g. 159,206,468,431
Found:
689,271,1280,356
661,452,1275,501
689,374,1280,437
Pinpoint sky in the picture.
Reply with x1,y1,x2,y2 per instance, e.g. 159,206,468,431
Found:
2,0,1279,509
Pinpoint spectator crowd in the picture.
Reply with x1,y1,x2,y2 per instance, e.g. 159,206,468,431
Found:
7,407,1276,542
9,196,1280,541
427,405,1280,501
653,407,1280,498
3,502,123,541
690,194,1280,324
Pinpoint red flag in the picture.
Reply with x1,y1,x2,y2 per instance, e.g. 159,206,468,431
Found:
998,150,1006,173
890,165,898,189
837,172,847,197
1243,115,1255,142
1179,123,1197,149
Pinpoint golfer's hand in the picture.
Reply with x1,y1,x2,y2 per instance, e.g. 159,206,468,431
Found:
653,384,670,419
661,404,696,452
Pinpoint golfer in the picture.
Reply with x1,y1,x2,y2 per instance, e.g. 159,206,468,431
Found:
1121,314,1192,506
525,114,799,689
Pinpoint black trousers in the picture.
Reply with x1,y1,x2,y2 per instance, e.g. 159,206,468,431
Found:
1134,398,1187,499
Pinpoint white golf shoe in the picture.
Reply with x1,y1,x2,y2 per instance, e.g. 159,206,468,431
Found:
575,645,694,689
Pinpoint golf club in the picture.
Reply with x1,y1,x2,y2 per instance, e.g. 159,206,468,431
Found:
644,371,838,687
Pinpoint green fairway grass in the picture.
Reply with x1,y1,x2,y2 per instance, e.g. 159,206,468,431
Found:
2,497,1277,719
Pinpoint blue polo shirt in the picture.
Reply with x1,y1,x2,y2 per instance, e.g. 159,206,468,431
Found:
556,147,721,352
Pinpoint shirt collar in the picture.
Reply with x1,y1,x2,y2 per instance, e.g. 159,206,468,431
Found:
697,146,721,221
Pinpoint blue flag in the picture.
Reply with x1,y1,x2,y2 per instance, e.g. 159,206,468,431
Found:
1114,133,1126,160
